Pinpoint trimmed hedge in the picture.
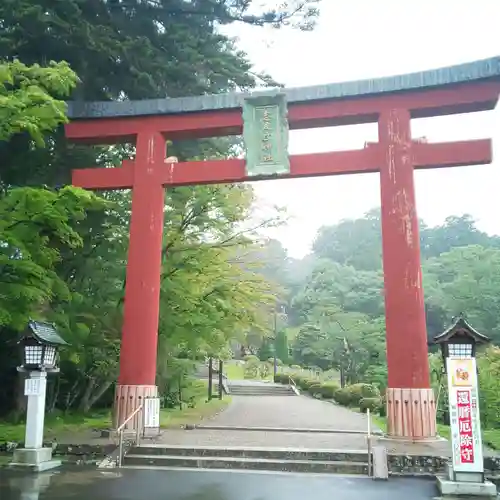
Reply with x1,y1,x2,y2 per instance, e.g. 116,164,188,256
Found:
346,383,380,405
307,383,323,396
274,373,340,400
333,388,352,405
243,355,260,363
318,382,340,399
359,397,382,413
274,373,382,413
274,373,289,384
333,384,380,407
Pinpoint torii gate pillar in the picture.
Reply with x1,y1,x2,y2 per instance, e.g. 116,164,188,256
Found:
379,109,435,439
113,130,166,426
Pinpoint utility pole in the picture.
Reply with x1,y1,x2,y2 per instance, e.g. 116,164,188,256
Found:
336,335,349,388
207,357,213,401
218,359,224,400
273,309,278,378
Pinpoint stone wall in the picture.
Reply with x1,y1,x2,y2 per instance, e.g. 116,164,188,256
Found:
388,454,500,480
0,442,115,466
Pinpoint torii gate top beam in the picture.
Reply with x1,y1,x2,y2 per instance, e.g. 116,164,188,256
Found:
65,56,500,143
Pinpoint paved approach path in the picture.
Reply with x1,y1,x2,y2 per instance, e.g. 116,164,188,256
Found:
203,395,372,431
157,395,378,450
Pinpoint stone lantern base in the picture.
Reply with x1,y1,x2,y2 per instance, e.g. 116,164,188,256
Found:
10,447,61,472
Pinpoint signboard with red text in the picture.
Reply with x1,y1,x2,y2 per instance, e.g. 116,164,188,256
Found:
446,357,483,473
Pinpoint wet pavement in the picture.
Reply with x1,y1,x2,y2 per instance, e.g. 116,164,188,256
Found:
0,467,439,500
202,395,375,431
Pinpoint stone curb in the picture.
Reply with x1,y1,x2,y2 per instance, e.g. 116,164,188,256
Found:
189,424,383,435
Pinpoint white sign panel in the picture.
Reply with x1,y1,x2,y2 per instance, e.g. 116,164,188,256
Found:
24,377,42,396
143,397,160,429
446,357,483,473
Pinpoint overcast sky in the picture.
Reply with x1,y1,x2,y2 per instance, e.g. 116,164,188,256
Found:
224,0,500,258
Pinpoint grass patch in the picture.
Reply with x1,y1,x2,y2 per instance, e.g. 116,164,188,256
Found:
371,415,387,432
160,397,231,428
0,396,231,442
0,410,111,443
482,429,500,451
437,423,451,440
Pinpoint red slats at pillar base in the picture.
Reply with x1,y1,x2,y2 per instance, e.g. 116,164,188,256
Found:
386,388,437,440
113,385,158,431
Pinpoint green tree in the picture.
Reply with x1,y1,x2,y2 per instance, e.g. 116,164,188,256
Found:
0,60,77,146
275,329,289,364
0,58,112,416
424,245,500,341
312,208,383,271
420,215,500,259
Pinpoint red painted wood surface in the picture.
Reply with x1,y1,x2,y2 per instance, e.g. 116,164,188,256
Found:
118,131,166,387
65,81,500,142
378,109,429,389
72,139,492,189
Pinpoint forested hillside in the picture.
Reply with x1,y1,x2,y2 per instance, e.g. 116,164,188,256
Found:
255,211,500,392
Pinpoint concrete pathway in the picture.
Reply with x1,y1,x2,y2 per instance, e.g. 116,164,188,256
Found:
157,395,377,451
202,395,373,431
0,467,438,500
156,428,370,450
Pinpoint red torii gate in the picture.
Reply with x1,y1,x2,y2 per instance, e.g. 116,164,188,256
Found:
66,57,500,440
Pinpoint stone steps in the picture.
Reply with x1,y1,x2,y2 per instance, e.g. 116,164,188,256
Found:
226,385,296,396
123,445,369,475
130,445,367,461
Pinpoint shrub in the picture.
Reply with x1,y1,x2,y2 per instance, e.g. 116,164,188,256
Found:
274,373,290,384
359,397,382,413
243,355,259,363
297,378,316,391
318,382,340,399
290,365,302,370
379,397,387,417
267,358,283,366
260,362,271,379
244,360,260,379
307,383,323,396
347,383,380,405
334,388,352,406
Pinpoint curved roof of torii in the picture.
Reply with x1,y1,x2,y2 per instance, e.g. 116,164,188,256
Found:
67,56,500,120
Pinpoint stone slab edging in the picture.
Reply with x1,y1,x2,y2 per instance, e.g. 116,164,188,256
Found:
188,424,384,435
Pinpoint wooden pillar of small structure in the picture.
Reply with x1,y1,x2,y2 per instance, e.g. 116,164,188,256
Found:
207,357,213,401
218,360,224,400
379,109,436,440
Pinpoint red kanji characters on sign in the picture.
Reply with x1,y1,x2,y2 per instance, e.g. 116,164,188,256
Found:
457,389,474,464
